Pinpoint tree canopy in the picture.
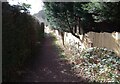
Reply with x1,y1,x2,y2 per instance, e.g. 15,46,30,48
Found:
12,2,31,13
44,2,120,38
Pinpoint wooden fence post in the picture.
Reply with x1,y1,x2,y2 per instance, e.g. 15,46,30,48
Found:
41,22,44,38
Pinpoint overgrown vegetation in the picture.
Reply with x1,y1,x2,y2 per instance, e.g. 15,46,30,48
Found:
62,45,120,83
71,47,120,83
52,31,120,83
2,2,44,81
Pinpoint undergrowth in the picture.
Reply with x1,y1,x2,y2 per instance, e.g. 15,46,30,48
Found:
52,32,120,83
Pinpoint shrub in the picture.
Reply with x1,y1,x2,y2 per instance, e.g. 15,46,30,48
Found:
73,47,120,83
2,2,44,81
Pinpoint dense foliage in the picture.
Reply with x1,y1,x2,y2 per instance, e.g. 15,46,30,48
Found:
2,2,44,81
12,2,31,13
72,47,120,83
44,2,120,38
58,38,120,83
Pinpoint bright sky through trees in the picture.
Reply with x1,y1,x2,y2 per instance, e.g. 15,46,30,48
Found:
8,0,44,15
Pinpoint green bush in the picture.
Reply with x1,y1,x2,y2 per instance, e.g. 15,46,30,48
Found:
2,2,44,81
73,47,120,83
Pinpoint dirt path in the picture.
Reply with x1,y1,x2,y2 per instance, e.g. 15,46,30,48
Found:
21,34,86,82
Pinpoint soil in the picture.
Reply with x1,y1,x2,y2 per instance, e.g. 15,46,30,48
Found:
6,34,89,83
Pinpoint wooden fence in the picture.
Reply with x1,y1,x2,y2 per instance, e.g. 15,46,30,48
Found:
46,28,120,56
86,32,120,56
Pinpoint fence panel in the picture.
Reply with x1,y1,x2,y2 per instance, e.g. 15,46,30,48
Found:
87,32,120,56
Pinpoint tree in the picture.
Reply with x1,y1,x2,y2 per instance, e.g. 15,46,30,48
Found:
12,2,31,13
82,2,120,32
44,2,120,43
44,2,98,44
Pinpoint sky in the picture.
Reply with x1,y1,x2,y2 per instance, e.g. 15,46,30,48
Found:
8,0,44,15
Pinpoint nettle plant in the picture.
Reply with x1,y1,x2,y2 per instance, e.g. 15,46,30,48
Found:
74,47,120,83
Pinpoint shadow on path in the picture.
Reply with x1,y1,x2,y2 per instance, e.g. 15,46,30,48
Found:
21,34,87,82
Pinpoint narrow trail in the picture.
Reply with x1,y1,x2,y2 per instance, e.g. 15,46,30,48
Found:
21,34,86,82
